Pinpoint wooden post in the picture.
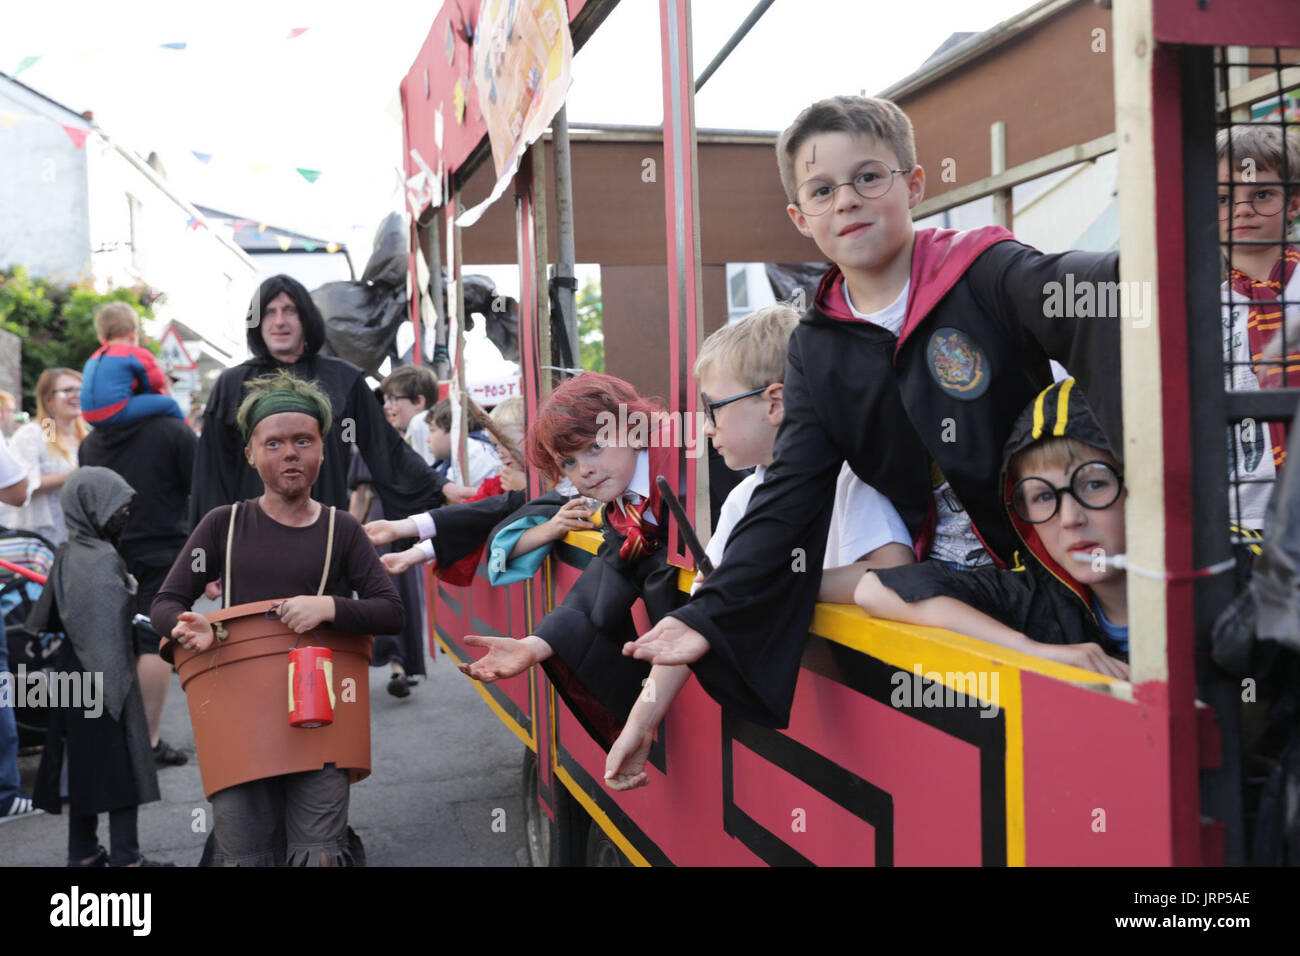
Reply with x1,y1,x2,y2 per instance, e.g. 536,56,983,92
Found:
659,0,708,568
990,120,1012,229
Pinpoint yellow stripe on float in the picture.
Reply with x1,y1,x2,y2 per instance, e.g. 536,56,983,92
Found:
554,764,651,867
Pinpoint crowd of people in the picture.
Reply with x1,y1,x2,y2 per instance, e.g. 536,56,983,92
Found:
0,92,1295,865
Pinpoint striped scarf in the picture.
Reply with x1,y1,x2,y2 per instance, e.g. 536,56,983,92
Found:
1229,245,1300,469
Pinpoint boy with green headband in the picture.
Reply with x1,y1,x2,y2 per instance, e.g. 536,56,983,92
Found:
152,371,404,866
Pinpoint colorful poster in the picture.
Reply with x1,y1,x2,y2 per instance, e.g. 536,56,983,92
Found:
457,0,572,227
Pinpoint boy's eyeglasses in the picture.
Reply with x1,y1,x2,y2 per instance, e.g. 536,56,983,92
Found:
1010,460,1124,524
795,161,910,216
701,386,769,427
383,394,416,405
1216,187,1285,220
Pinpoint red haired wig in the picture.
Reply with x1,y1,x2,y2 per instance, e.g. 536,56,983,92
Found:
526,372,664,480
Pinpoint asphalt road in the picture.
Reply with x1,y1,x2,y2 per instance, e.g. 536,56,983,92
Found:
1,641,530,867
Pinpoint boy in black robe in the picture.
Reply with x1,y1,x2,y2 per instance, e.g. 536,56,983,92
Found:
856,379,1131,679
628,95,1126,728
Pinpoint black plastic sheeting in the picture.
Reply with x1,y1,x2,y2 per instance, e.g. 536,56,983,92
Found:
313,213,409,378
765,262,830,311
312,213,534,377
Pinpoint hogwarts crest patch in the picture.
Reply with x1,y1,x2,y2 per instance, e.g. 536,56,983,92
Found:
926,327,990,400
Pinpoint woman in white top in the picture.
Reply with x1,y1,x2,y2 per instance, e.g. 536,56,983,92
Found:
4,368,88,544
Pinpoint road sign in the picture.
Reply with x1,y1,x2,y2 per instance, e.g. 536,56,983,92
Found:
159,325,197,371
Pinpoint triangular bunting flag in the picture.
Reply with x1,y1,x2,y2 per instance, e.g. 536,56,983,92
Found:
257,223,268,233
248,162,268,175
326,243,340,254
62,125,89,149
287,28,309,39
187,218,207,231
230,219,252,231
0,111,20,129
276,235,292,252
303,241,317,252
160,42,187,50
13,55,40,78
296,168,321,184
191,151,213,164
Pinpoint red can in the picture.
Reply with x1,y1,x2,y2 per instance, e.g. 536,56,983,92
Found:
288,645,335,728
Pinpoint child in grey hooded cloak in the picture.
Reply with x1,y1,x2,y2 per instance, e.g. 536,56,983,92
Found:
30,467,162,866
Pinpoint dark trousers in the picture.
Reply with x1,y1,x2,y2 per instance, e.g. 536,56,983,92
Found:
69,806,139,866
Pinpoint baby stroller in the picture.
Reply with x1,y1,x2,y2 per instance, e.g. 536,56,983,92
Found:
0,527,59,750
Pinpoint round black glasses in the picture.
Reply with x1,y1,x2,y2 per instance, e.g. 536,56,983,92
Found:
1010,460,1124,524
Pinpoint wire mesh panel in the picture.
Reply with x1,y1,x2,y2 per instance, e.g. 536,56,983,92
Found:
1215,46,1300,550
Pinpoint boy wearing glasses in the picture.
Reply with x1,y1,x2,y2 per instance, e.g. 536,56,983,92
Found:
1218,124,1300,529
855,380,1130,680
629,95,1124,727
695,304,914,597
606,305,913,790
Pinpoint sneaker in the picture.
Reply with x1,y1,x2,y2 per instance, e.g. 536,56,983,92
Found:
0,794,43,825
387,673,412,698
153,739,189,766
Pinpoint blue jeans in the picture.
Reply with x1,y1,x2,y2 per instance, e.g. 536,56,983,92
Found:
0,616,20,810
94,393,184,427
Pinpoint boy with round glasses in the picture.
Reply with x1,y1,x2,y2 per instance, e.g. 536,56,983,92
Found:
1218,124,1300,530
855,380,1130,679
628,95,1125,727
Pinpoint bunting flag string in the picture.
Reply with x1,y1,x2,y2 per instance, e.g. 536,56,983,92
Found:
10,28,309,77
0,107,329,184
60,124,88,148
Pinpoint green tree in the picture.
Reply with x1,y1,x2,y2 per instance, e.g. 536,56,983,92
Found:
576,277,604,373
0,266,161,410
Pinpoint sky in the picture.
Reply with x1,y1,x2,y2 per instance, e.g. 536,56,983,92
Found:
2,0,1039,262
2,0,1039,373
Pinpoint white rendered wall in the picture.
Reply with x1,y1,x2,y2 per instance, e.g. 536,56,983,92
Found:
0,84,91,280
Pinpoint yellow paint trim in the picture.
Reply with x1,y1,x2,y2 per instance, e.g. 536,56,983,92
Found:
1053,378,1074,436
563,529,603,555
435,629,536,752
811,602,1124,868
553,763,651,867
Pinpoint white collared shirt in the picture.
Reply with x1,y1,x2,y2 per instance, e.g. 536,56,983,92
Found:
616,449,657,525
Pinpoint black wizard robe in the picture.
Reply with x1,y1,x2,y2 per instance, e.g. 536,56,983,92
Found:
190,283,446,524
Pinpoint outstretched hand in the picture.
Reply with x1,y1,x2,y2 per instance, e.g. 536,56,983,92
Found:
364,519,401,547
171,611,214,654
623,617,710,665
604,727,653,791
459,634,545,682
381,547,424,576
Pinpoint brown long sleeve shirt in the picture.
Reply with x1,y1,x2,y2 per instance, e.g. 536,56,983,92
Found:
151,499,404,642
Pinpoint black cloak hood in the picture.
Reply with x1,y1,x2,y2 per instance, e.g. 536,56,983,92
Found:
1000,377,1122,608
245,274,327,364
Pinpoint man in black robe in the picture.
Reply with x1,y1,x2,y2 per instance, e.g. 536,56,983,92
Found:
190,275,472,529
